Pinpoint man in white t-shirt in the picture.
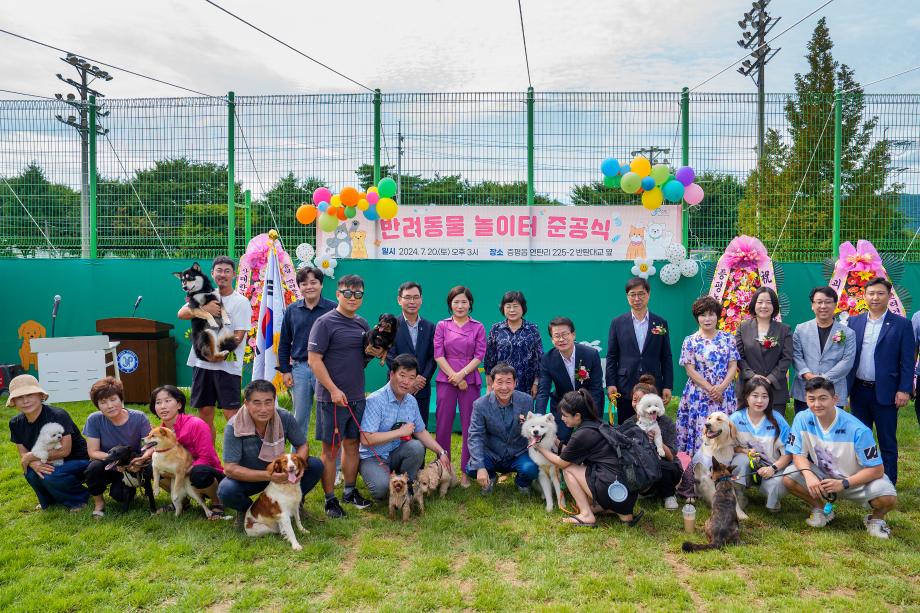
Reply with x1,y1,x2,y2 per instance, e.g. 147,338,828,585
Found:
177,256,253,440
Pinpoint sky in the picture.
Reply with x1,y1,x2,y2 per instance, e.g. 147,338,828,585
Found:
1,0,919,98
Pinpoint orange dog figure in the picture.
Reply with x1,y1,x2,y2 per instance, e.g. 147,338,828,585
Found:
18,320,46,371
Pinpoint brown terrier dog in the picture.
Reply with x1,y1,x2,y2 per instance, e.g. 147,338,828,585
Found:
388,472,424,521
682,458,741,552
417,458,460,498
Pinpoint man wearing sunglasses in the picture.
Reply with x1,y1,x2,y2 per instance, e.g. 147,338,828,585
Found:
309,274,385,518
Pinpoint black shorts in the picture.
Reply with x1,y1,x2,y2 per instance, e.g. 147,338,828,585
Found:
190,367,242,411
315,400,365,444
590,470,638,516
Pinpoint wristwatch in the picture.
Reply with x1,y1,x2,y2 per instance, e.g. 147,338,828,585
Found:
769,463,778,472
842,478,850,490
438,450,448,458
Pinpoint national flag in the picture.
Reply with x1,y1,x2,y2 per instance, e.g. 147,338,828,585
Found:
252,241,286,387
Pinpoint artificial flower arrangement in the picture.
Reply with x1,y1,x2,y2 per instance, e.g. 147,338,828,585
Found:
575,361,590,384
827,240,907,319
707,235,780,334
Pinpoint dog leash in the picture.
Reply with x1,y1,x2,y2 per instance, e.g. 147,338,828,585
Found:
334,401,402,470
607,394,621,426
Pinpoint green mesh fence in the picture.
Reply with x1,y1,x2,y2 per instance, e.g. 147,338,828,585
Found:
0,92,917,261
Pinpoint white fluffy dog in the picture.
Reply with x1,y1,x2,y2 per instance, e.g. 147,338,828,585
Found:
521,412,562,512
634,394,667,457
33,422,65,466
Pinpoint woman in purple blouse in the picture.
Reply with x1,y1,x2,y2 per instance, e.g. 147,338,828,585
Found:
434,285,486,487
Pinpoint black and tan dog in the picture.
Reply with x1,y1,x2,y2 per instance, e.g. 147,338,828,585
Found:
682,458,741,552
103,444,157,514
388,472,424,521
365,313,399,365
173,262,237,362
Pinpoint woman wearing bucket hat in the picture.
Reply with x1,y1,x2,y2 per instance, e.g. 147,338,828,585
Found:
7,374,90,511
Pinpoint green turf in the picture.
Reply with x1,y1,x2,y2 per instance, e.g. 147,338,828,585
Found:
1,399,918,612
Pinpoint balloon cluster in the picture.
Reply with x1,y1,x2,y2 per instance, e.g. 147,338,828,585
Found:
600,156,705,211
294,178,400,232
659,243,699,286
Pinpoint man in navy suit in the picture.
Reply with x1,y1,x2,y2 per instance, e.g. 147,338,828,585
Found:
535,317,603,443
847,277,916,485
605,277,674,424
386,281,436,429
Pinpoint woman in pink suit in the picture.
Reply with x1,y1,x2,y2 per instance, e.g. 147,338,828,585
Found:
434,286,486,487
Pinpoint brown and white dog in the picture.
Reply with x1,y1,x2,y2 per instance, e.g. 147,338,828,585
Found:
142,426,214,519
244,454,309,550
693,412,747,520
388,472,424,521
417,458,460,498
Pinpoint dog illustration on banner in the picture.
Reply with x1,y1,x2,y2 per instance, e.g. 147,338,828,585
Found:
349,230,368,259
18,320,46,371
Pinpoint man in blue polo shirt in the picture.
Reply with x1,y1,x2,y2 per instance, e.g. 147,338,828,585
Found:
279,266,337,441
359,354,450,500
782,377,897,538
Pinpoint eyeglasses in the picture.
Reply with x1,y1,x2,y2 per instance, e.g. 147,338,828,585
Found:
400,295,421,302
551,331,572,340
339,289,364,299
812,300,835,306
627,292,648,299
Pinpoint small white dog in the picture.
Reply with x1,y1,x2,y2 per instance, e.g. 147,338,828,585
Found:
634,394,667,458
33,422,65,466
521,412,562,512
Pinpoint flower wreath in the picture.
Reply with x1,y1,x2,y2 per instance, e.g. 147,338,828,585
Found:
708,235,779,334
827,240,906,319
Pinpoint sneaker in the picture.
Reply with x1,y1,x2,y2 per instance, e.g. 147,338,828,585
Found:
233,513,245,531
664,496,679,511
325,497,346,519
517,485,531,495
806,508,834,528
866,518,891,539
334,470,344,487
343,490,372,510
481,475,497,495
766,503,781,513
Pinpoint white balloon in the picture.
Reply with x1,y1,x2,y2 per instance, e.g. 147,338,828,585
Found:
679,258,699,278
660,263,681,285
295,242,315,263
666,243,687,264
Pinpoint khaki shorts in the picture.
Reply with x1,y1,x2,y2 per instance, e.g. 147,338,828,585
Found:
782,464,897,505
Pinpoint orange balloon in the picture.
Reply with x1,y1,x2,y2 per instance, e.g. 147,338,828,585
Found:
295,204,317,225
340,186,360,207
335,206,347,221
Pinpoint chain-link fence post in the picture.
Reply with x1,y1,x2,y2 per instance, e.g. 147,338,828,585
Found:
227,91,236,258
527,87,535,206
374,89,382,184
244,189,252,246
680,87,690,248
88,95,98,259
833,88,842,255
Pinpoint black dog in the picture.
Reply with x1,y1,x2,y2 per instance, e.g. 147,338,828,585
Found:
173,262,237,362
104,444,157,514
364,313,400,365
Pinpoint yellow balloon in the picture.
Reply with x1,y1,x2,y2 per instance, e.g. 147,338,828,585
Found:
367,186,379,194
641,187,664,210
331,194,342,207
376,197,398,219
631,155,652,178
357,198,369,211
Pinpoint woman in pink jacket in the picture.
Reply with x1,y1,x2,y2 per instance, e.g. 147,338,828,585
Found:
434,286,486,487
149,385,224,517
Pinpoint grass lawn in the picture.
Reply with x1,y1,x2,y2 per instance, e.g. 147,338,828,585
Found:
1,398,919,612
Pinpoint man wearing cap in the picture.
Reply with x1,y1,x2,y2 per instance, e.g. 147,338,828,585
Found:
7,374,90,510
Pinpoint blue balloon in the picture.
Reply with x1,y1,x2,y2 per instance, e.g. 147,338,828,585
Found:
641,176,655,191
662,179,685,203
619,162,630,175
363,205,379,221
600,157,620,177
317,201,329,212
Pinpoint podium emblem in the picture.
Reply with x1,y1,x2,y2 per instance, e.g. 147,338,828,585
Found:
117,349,140,374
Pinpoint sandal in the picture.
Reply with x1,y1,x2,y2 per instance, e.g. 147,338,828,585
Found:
92,509,105,519
620,509,645,527
208,504,225,520
562,516,597,528
156,503,176,515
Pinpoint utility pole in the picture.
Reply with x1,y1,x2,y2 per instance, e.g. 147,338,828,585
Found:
629,146,670,165
396,120,404,203
737,0,781,161
55,53,111,257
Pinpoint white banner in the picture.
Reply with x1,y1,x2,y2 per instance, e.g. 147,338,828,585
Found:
316,205,683,261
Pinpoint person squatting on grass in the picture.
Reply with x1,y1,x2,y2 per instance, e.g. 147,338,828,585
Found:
8,374,90,511
83,377,154,518
358,354,450,500
782,376,897,539
465,363,540,494
217,379,323,526
532,389,641,528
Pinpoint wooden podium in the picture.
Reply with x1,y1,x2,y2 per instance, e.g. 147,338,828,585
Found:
96,318,176,403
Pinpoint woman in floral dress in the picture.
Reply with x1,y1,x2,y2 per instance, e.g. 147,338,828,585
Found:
676,295,740,455
483,291,543,397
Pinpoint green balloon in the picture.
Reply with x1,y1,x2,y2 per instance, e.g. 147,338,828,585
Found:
603,175,621,188
620,171,641,194
377,177,397,198
319,213,339,232
344,206,357,218
650,164,670,186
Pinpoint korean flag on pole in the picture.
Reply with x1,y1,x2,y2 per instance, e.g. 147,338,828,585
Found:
252,241,285,385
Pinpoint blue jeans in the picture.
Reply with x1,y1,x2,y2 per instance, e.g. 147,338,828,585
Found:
217,456,324,512
465,451,539,488
291,360,317,440
25,459,90,509
851,383,899,485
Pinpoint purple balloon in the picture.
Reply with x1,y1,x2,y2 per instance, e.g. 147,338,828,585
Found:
675,166,695,187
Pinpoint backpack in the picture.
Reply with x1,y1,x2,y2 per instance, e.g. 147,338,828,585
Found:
584,421,662,492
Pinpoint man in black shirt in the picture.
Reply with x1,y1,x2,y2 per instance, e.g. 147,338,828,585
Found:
7,375,90,510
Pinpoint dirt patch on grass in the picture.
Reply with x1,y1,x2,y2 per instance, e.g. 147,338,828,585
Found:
206,600,232,613
495,558,527,588
663,551,706,611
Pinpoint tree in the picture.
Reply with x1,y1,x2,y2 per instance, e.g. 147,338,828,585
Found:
739,18,907,260
0,163,80,256
257,172,325,247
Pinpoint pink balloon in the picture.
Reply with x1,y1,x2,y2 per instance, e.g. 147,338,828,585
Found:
312,187,332,206
683,182,704,206
366,191,380,205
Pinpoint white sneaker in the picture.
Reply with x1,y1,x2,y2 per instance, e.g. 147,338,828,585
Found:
664,496,679,510
806,508,834,528
866,518,891,539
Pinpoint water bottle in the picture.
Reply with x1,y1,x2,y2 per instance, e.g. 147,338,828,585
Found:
682,503,696,534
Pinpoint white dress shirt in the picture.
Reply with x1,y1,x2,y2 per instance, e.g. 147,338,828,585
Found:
855,314,884,382
632,311,650,352
560,349,577,388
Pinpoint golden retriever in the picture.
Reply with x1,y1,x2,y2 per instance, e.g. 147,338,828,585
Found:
693,412,748,520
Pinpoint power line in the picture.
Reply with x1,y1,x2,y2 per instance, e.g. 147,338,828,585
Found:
0,28,220,98
202,0,374,93
1,177,62,257
850,64,920,92
0,87,57,100
516,0,533,88
689,0,836,92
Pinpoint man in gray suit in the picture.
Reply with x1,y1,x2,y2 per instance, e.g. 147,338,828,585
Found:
792,286,856,413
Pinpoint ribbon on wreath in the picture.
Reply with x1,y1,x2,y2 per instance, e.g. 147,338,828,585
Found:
237,233,302,303
828,240,904,316
708,235,779,321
